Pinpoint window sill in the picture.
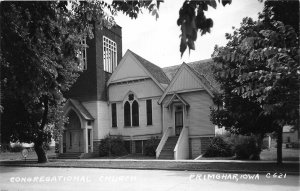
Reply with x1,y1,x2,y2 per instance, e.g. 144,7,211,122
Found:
124,126,140,128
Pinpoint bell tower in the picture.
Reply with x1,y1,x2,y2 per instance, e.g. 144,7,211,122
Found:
66,24,122,101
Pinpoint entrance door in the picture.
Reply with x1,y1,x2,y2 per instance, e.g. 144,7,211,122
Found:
175,106,183,136
67,130,83,152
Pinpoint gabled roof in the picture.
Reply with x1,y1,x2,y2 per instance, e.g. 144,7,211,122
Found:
159,62,217,104
129,50,170,85
163,59,220,92
64,99,94,121
165,93,189,108
107,50,170,91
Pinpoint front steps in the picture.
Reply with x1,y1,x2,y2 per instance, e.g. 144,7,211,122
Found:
58,152,82,159
158,136,178,160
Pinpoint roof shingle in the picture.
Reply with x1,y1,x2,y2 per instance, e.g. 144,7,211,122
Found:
129,50,170,85
162,59,220,93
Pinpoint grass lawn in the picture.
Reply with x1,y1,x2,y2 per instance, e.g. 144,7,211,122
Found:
199,147,300,161
1,159,299,174
260,148,300,161
116,154,155,159
0,148,57,161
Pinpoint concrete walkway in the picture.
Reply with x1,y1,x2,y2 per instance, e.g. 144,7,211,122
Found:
48,158,300,164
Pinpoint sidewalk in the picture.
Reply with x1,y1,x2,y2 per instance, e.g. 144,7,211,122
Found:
1,159,299,175
53,158,300,163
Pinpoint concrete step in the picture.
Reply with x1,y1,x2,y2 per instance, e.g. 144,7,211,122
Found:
157,136,179,160
158,153,174,160
160,150,173,155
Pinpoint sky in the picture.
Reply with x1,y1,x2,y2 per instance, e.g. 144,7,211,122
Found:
114,0,264,68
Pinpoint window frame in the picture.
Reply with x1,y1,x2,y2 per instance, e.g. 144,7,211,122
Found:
132,100,139,126
123,93,139,128
146,99,153,126
111,103,117,128
124,101,131,127
103,36,117,73
79,37,87,70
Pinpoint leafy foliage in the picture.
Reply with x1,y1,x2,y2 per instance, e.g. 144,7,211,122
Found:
177,0,231,56
99,135,128,157
0,2,83,163
144,136,160,156
203,136,233,157
0,0,161,163
211,1,299,163
230,135,261,160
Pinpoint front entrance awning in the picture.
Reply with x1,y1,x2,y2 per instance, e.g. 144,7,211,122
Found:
64,99,94,121
165,93,189,109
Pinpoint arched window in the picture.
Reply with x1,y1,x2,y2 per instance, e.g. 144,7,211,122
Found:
124,101,131,126
132,100,139,126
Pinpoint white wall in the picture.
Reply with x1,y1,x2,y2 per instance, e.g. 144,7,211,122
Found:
162,91,215,137
82,101,110,140
108,79,164,137
110,55,148,83
109,79,163,101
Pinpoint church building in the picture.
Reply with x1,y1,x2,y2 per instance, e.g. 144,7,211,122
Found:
59,24,218,160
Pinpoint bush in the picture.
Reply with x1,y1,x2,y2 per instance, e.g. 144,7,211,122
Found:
10,143,24,152
291,142,300,148
232,135,261,160
99,135,128,157
0,143,11,152
144,137,160,156
203,136,233,157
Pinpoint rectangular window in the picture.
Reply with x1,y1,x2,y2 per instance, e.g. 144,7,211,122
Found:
146,99,152,125
88,129,91,146
79,37,87,70
69,132,72,147
103,36,117,73
135,140,142,154
112,103,117,128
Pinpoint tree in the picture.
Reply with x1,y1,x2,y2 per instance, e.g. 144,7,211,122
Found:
176,0,232,56
0,0,162,163
1,1,83,162
211,1,299,164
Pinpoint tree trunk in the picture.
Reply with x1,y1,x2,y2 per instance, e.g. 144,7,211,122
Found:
34,140,48,163
34,96,49,163
256,133,265,160
276,126,283,164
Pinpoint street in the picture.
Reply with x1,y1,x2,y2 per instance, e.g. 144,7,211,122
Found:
0,166,299,191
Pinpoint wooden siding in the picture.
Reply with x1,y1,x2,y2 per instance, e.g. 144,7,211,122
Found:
190,138,201,159
162,91,215,136
168,66,204,93
184,91,215,136
109,97,162,137
82,101,110,140
109,79,163,102
82,101,98,139
109,55,148,83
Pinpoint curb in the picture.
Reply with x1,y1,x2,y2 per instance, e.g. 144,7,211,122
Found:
1,163,299,176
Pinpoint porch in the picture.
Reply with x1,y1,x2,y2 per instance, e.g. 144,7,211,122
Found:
59,99,94,157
